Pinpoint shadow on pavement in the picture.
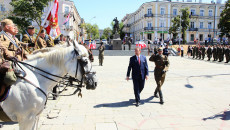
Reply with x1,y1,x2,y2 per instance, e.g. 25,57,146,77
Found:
94,99,135,108
94,96,157,108
203,110,230,121
185,84,194,88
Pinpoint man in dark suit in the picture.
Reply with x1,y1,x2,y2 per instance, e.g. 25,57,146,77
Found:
126,48,149,107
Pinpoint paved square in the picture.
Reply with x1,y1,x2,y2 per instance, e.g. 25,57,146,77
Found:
1,56,230,130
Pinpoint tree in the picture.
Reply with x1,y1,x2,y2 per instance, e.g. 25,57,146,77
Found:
218,0,230,39
8,0,51,33
180,8,190,44
81,23,99,40
169,16,180,40
102,27,112,40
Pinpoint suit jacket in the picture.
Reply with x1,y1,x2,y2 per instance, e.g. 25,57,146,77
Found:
127,55,149,80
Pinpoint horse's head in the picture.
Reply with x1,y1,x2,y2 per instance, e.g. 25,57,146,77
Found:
71,41,97,90
80,56,97,90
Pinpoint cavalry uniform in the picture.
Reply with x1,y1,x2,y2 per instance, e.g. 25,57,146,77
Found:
98,43,105,66
37,36,47,49
150,48,170,104
22,34,36,52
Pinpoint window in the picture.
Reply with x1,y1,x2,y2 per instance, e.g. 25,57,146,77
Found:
64,6,70,14
190,22,195,28
160,21,165,27
147,8,152,15
191,9,196,15
147,22,152,28
160,8,165,15
209,10,213,16
200,22,203,29
191,34,195,41
173,9,177,16
208,22,212,29
0,4,5,12
200,10,204,16
199,34,203,41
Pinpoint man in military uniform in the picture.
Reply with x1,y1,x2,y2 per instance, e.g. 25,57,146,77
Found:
0,19,26,90
201,45,206,60
37,30,47,49
213,45,217,61
207,45,212,61
22,25,36,52
192,46,196,59
195,45,199,59
222,45,225,62
218,45,223,62
225,45,230,63
217,45,221,62
150,47,169,104
98,40,105,66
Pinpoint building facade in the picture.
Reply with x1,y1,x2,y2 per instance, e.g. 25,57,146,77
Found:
122,0,225,43
0,0,12,20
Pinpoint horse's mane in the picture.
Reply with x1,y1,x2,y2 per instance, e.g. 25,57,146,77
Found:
26,44,89,68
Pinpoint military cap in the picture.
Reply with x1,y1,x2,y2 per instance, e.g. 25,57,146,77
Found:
158,47,163,51
27,25,35,29
1,19,14,28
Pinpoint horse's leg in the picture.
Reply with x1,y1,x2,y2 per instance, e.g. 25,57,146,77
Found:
19,117,37,130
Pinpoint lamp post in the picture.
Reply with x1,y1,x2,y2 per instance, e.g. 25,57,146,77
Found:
179,11,182,46
213,1,216,45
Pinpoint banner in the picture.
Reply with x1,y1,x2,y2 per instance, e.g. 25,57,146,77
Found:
43,0,61,39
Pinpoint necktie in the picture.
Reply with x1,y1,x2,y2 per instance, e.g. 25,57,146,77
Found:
138,56,140,65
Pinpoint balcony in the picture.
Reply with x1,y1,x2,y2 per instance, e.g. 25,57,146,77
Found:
189,14,199,18
144,27,154,31
65,26,74,31
189,28,199,31
144,14,154,17
64,12,73,17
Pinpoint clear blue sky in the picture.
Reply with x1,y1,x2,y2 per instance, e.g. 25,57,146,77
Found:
74,0,226,30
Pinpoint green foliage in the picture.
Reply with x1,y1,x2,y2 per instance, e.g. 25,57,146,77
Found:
8,0,51,33
81,23,100,40
102,27,112,40
218,0,230,37
180,8,190,44
169,16,180,38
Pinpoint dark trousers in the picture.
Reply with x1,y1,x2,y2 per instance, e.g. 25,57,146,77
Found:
181,50,184,57
132,78,145,103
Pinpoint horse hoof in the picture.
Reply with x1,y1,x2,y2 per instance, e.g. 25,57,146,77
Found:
78,93,82,98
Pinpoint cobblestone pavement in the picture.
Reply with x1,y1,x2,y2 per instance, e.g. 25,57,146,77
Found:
1,55,230,130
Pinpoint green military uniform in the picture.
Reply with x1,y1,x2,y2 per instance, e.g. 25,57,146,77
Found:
222,46,225,62
198,47,202,59
207,46,212,61
225,46,230,63
217,46,221,61
195,46,199,59
22,34,36,52
213,46,217,61
46,36,54,47
150,48,169,104
98,43,105,66
37,36,47,49
218,46,223,62
201,46,206,60
192,46,196,59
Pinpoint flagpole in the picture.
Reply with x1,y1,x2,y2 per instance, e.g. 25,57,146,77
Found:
35,0,55,47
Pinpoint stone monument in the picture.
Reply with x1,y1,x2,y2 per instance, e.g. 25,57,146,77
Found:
111,17,122,50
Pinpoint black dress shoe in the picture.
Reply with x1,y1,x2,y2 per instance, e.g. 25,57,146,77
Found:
53,96,57,100
135,102,140,107
160,101,164,105
225,62,229,63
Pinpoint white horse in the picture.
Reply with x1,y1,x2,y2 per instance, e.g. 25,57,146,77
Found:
0,43,97,130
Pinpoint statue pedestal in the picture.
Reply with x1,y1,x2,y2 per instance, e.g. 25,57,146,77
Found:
111,39,122,50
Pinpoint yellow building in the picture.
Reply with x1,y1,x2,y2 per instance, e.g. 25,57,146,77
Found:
122,0,225,43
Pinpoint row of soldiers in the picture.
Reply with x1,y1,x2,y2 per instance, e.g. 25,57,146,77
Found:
192,45,230,63
0,19,66,100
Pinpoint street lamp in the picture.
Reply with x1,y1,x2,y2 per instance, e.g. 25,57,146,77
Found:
213,1,216,45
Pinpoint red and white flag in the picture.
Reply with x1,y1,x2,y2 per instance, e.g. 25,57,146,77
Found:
43,0,61,39
135,41,147,49
89,40,96,50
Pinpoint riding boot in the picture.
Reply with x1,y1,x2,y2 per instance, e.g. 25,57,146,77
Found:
159,91,164,105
